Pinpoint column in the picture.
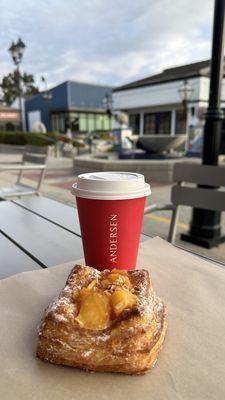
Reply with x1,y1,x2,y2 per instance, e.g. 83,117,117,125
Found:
171,109,176,136
139,112,144,136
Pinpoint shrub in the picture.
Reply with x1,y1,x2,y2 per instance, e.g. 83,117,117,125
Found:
0,131,59,146
93,131,113,140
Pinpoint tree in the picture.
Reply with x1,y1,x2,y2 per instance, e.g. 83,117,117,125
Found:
0,69,39,105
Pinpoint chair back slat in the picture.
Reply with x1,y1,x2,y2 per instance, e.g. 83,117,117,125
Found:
173,163,225,186
23,154,47,164
25,145,49,155
22,145,48,165
171,186,225,212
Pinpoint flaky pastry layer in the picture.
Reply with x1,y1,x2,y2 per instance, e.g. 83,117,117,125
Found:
36,265,167,374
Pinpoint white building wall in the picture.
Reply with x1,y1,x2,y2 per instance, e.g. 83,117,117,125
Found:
199,76,210,103
113,74,225,140
198,75,225,107
113,77,201,110
28,110,41,131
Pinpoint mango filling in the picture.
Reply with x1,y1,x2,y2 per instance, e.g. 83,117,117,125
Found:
110,289,137,317
74,270,137,330
75,291,110,330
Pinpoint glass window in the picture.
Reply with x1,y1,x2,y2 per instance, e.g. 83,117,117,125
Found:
144,114,156,135
70,112,78,120
79,113,87,131
157,112,171,134
95,114,104,131
6,122,15,131
59,114,65,132
175,110,186,134
87,114,95,131
144,112,171,135
96,114,104,130
51,115,55,131
109,115,113,130
70,113,79,131
129,114,140,135
53,114,60,131
103,115,111,130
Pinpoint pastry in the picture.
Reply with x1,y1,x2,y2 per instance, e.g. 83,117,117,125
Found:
36,265,167,374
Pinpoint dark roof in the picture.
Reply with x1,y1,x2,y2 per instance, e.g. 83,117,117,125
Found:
113,59,211,92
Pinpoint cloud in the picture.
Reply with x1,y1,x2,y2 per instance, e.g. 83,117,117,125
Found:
0,0,214,89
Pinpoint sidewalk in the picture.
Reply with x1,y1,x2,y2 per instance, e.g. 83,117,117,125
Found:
1,153,225,264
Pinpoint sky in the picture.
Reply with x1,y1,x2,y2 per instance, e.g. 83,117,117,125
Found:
0,0,214,90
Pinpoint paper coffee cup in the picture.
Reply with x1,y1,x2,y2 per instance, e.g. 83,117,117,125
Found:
72,172,151,271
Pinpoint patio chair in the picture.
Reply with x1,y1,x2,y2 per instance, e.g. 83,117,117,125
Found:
0,145,48,199
144,163,225,243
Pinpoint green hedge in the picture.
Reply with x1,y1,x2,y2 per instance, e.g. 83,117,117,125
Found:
0,131,59,146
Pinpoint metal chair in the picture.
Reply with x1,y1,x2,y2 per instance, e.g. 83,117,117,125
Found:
144,163,225,243
0,145,48,199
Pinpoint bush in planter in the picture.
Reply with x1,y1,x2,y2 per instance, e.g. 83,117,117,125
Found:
0,131,59,146
58,135,85,148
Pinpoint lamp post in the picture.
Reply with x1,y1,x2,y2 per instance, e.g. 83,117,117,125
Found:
41,76,52,101
178,79,194,150
181,0,225,248
8,38,26,131
102,93,113,132
102,93,113,116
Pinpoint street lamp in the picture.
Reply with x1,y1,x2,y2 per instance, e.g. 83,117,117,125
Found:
102,93,113,116
178,79,194,107
181,0,225,248
9,38,25,66
8,38,26,130
41,76,52,101
178,79,194,150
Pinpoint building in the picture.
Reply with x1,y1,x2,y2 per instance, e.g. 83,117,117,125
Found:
25,81,113,133
113,60,225,138
0,104,20,131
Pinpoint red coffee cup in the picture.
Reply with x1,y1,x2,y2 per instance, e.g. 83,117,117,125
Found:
72,172,151,271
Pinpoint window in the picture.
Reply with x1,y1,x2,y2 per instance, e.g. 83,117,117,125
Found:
79,113,87,131
51,113,67,132
144,114,155,135
191,107,195,117
103,115,111,130
51,114,59,131
58,114,65,132
96,114,104,130
175,110,186,134
6,122,15,131
129,114,140,135
51,114,56,131
144,112,171,135
87,114,95,131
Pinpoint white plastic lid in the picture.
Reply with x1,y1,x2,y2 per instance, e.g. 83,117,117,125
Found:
71,171,151,200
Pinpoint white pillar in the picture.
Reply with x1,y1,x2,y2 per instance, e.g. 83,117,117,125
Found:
185,106,191,152
171,109,176,136
186,107,190,135
139,112,144,136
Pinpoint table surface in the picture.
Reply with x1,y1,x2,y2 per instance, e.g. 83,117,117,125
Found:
0,197,150,279
0,197,224,280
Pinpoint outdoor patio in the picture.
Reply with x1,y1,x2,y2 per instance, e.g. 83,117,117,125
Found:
1,152,225,263
1,1,225,398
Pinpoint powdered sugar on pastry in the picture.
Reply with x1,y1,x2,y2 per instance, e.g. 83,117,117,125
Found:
36,265,167,374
